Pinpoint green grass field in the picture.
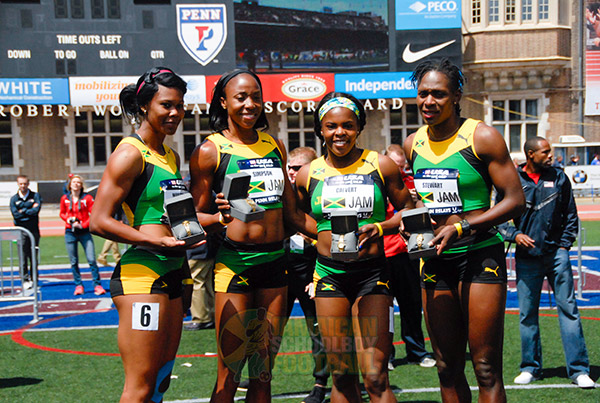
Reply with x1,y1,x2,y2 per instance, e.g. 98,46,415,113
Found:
1,310,599,402
1,222,599,401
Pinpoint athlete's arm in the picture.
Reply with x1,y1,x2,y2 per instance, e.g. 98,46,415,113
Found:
90,143,185,248
277,138,318,239
189,139,231,232
358,154,413,245
429,123,525,253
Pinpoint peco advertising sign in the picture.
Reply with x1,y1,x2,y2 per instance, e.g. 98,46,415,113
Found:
396,0,461,30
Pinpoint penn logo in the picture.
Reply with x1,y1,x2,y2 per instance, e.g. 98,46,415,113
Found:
177,4,227,66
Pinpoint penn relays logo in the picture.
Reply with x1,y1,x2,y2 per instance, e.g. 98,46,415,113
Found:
177,4,227,66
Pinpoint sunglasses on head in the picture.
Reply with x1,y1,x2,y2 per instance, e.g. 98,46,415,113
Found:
137,68,174,95
288,165,303,172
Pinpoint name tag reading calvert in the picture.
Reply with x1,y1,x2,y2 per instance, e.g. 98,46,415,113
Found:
238,158,285,205
132,302,159,331
322,174,374,219
414,168,463,215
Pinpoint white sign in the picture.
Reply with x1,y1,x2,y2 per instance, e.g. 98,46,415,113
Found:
69,76,207,107
0,181,38,208
564,165,600,190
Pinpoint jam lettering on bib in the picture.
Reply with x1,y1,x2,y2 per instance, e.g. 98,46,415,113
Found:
237,158,285,205
414,168,463,215
322,174,374,219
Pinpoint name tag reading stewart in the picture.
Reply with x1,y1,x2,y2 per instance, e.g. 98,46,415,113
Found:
322,174,374,219
237,158,285,205
414,168,463,215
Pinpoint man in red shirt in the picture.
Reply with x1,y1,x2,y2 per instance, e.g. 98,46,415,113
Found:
384,145,435,369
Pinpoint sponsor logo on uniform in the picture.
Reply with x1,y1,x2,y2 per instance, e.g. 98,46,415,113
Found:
177,4,227,66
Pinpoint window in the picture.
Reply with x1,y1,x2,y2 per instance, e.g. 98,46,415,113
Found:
538,0,549,20
505,0,516,23
181,111,211,162
489,0,499,23
389,103,422,146
286,110,318,153
470,0,558,29
472,0,482,24
522,0,532,21
72,111,128,168
0,115,14,168
491,98,540,153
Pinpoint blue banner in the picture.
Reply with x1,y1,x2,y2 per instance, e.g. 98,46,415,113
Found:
0,78,70,105
335,72,417,99
396,0,461,30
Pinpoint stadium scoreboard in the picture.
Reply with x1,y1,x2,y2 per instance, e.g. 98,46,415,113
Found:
0,1,236,78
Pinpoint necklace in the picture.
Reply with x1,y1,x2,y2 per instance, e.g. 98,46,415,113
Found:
137,134,167,161
427,122,461,142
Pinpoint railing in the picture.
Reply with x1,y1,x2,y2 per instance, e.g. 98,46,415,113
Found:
0,227,40,323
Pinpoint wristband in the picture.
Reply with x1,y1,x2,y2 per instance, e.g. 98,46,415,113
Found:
374,222,384,237
182,278,193,285
458,219,471,236
453,222,463,238
218,214,228,226
311,239,317,246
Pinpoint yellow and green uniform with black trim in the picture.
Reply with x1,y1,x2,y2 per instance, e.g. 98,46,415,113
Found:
119,134,182,226
410,118,503,254
306,149,387,280
109,134,186,297
208,130,285,209
206,131,287,292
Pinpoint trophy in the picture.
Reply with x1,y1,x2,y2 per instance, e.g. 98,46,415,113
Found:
402,207,437,259
222,172,265,222
330,209,359,261
163,182,206,245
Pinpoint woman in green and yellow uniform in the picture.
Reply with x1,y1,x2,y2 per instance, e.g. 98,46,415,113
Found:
189,69,316,402
91,67,197,402
294,92,413,402
404,59,524,402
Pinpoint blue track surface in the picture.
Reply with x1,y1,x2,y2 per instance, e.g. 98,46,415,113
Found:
1,249,599,333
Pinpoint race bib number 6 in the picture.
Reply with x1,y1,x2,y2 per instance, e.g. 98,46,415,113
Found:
132,302,159,331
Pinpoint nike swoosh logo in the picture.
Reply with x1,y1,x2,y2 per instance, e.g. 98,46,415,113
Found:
402,40,456,64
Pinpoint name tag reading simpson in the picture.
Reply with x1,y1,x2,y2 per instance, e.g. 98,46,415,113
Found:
237,158,285,205
322,174,374,219
414,168,463,215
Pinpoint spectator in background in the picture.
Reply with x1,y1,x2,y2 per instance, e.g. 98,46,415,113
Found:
283,146,330,403
498,137,594,389
97,207,124,267
383,145,435,370
60,174,105,296
62,173,74,195
10,175,42,290
183,235,219,331
591,153,600,165
552,154,565,169
569,154,580,165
